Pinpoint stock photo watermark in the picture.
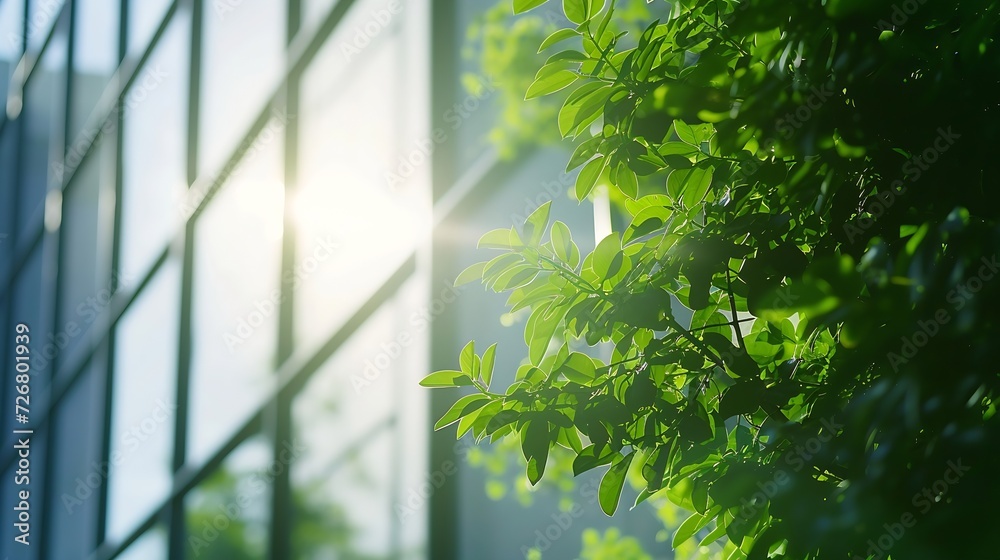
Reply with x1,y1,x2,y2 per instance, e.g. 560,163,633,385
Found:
34,270,134,373
223,235,341,352
54,65,170,185
340,0,402,61
384,74,497,192
886,254,998,371
189,438,307,555
61,399,177,514
850,458,970,560
180,108,293,220
394,438,474,523
843,126,961,243
351,281,466,393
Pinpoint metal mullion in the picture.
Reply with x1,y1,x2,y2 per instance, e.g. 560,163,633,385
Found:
268,0,301,556
0,0,182,302
429,0,463,556
0,0,70,140
92,254,417,560
37,2,74,553
1,0,365,301
0,246,168,472
95,0,129,545
167,0,202,556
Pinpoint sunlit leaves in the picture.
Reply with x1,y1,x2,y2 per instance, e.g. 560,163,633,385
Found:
521,420,551,485
419,370,473,388
599,451,635,515
512,0,549,15
575,155,607,200
538,28,580,53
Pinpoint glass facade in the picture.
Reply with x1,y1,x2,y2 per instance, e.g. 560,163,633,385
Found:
0,0,434,558
0,0,662,558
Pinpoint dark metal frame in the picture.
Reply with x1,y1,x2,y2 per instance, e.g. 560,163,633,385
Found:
0,0,540,555
0,0,479,557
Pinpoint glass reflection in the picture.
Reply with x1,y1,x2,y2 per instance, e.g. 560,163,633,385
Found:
70,0,120,137
198,0,284,176
185,435,273,559
57,140,115,371
26,0,67,52
188,125,284,465
107,261,180,542
47,362,104,560
120,10,188,281
127,0,173,57
20,26,66,238
295,13,423,352
116,525,168,560
0,0,23,109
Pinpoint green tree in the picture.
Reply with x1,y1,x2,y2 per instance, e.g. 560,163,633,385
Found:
426,1,1000,559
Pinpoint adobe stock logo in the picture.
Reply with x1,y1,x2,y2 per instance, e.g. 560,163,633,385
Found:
887,254,999,372
851,458,970,560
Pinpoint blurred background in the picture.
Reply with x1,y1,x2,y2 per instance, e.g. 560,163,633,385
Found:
0,0,696,558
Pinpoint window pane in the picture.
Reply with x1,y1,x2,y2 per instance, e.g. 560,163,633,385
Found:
295,16,423,352
292,431,395,559
47,358,105,559
70,0,120,137
188,126,284,465
57,139,115,373
120,10,188,281
116,525,168,560
20,23,67,238
198,0,284,176
291,277,429,558
107,261,180,542
0,0,24,109
127,0,172,57
185,435,272,559
26,0,67,52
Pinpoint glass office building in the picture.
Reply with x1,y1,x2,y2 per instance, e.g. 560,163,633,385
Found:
0,0,668,559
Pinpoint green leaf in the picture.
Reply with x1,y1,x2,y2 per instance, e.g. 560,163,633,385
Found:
478,228,515,249
682,166,714,207
567,136,604,170
538,28,580,53
459,341,476,375
667,167,712,206
513,0,548,14
558,83,613,137
673,119,699,145
573,444,616,475
551,221,575,263
455,261,486,287
434,394,491,430
575,155,606,200
526,66,579,99
559,352,597,383
481,343,497,388
523,201,552,246
599,451,635,515
591,233,622,279
673,512,710,548
522,420,551,485
563,0,592,24
419,370,473,388
544,49,589,64
699,519,728,547
617,165,638,199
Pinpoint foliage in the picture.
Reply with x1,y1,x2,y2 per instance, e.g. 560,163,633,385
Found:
427,0,1000,559
462,0,656,158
